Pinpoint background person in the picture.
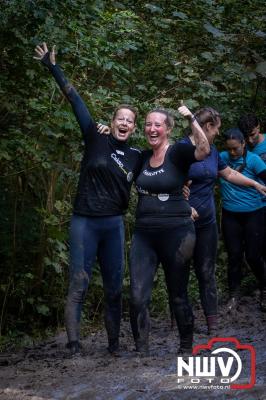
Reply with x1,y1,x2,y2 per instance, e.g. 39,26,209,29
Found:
220,128,266,312
180,109,266,335
238,114,266,263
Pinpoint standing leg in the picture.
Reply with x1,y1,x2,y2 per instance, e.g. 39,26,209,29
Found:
221,209,244,303
193,222,218,334
129,230,158,354
160,222,195,353
243,209,266,310
263,206,266,264
97,216,125,353
65,215,98,353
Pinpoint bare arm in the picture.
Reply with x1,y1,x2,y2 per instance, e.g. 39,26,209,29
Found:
219,166,266,195
178,105,210,160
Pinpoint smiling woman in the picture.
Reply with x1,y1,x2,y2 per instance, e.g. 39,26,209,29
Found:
111,106,137,141
129,106,211,355
34,43,142,355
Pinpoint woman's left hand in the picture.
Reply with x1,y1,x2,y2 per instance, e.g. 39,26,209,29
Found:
97,123,111,135
182,180,192,200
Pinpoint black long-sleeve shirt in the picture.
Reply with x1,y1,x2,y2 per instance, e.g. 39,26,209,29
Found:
44,60,142,216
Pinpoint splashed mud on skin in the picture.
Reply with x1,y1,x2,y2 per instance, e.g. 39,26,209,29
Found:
0,294,265,400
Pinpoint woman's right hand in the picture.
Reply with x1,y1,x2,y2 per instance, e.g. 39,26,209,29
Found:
97,123,111,135
34,42,56,65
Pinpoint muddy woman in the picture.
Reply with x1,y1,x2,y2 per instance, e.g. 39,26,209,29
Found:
34,42,142,355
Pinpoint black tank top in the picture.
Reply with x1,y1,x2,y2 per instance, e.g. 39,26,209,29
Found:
135,142,196,229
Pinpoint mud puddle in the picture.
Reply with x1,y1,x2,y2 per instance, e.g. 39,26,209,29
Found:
0,295,265,400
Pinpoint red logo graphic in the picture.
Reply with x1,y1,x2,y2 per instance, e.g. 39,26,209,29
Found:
193,337,256,389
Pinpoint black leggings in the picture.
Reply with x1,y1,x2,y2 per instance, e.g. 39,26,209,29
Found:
193,222,218,317
129,221,195,349
221,208,266,294
263,206,266,263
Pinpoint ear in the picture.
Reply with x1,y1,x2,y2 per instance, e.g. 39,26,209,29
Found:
205,122,212,132
166,126,172,137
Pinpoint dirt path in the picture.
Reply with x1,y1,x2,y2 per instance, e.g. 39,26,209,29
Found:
0,295,265,400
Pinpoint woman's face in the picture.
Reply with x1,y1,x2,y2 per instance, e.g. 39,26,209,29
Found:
203,118,221,144
111,108,136,141
226,139,245,159
144,112,171,149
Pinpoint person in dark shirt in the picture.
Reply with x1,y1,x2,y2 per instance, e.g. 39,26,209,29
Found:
34,43,142,355
180,109,266,334
130,106,211,355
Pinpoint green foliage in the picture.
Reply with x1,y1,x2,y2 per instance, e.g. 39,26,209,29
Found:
0,0,265,342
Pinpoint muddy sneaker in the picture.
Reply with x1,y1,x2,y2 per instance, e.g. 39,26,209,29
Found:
107,339,119,355
208,327,218,337
226,297,239,312
135,340,150,357
66,341,81,355
177,346,192,355
193,322,207,335
260,289,266,312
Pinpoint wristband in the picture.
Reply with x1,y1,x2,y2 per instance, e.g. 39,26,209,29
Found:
190,114,197,123
41,52,54,70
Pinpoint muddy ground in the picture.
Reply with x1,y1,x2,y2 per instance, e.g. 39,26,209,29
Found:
0,294,265,400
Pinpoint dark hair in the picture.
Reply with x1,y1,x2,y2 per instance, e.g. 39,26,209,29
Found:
112,104,138,123
223,127,245,142
238,114,260,137
224,128,247,173
146,109,175,130
194,107,221,127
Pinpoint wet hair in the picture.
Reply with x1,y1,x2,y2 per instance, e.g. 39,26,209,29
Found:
193,107,221,127
224,127,247,173
238,114,260,137
112,104,138,123
146,109,175,130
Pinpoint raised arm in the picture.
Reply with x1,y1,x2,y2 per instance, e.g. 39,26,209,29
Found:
34,42,94,138
219,166,266,196
178,105,210,160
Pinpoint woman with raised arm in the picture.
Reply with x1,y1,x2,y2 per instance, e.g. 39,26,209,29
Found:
34,43,142,355
180,109,266,335
129,106,210,355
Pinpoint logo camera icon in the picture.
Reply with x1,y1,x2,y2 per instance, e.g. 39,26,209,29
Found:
177,337,256,390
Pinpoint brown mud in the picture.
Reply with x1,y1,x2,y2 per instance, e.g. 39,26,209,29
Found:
0,294,265,400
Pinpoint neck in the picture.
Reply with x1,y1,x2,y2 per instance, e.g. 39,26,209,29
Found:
152,141,169,157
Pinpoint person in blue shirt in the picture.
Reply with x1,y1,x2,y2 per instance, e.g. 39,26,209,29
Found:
220,128,266,312
238,114,266,265
180,109,266,335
